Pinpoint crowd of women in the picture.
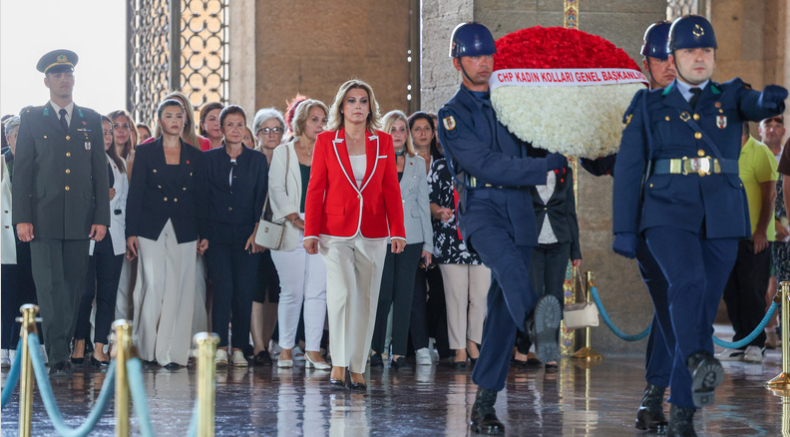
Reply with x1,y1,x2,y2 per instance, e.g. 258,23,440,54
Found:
0,79,580,387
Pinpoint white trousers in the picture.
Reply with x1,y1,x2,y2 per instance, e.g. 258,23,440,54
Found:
271,232,327,351
133,220,197,366
319,234,387,373
439,263,491,350
191,255,208,337
115,257,136,321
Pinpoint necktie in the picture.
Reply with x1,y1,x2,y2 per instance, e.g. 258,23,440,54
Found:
689,88,702,110
107,162,115,188
59,108,69,131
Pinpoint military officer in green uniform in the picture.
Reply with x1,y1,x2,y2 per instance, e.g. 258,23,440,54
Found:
12,50,110,374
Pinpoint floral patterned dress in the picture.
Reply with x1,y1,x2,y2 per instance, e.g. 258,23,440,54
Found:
428,158,483,265
775,172,790,282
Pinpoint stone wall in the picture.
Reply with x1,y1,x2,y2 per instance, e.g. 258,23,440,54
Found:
252,1,411,114
420,1,474,113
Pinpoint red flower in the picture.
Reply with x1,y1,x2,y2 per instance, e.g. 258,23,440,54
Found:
494,26,640,72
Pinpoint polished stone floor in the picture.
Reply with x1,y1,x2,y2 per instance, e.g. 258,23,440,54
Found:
2,342,789,436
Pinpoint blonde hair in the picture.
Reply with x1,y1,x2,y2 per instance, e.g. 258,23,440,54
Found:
382,110,415,157
107,110,138,158
292,99,329,138
326,79,381,133
154,91,201,148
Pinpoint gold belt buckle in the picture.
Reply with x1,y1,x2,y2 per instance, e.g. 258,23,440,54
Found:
687,157,711,177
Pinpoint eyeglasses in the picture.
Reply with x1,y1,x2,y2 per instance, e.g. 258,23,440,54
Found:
258,127,283,135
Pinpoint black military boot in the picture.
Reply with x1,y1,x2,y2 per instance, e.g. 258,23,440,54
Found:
635,383,668,433
469,387,505,435
667,404,697,437
687,351,723,407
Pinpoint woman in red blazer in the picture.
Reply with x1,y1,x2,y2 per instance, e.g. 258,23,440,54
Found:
303,79,405,390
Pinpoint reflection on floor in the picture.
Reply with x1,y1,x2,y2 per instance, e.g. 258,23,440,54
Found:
2,345,789,436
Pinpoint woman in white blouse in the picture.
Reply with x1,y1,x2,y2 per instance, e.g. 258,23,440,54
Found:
268,100,331,370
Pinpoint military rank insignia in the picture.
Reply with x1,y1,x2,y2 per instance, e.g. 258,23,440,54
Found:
716,115,727,129
625,114,633,125
443,116,456,131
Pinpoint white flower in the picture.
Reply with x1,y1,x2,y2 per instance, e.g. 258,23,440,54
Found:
491,83,644,158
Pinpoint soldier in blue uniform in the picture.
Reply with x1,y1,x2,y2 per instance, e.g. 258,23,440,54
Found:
582,21,676,434
612,15,787,436
437,22,568,435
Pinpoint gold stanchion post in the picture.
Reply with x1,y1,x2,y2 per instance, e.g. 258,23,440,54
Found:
113,320,133,437
571,271,603,362
767,282,790,388
194,332,219,437
18,304,39,437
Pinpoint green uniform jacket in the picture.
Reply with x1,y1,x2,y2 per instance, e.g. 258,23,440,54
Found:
12,102,110,239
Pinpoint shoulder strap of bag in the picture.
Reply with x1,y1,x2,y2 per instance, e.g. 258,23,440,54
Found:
260,144,292,220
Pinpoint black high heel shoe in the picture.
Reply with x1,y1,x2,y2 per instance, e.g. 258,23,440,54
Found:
91,356,110,368
70,339,86,365
348,370,367,391
330,368,346,388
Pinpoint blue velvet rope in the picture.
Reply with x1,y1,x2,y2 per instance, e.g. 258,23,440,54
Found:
27,333,116,437
591,286,780,348
589,286,651,341
1,340,23,409
712,301,778,349
126,357,157,437
126,356,201,436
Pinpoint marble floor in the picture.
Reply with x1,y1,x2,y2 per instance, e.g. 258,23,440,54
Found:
2,343,789,436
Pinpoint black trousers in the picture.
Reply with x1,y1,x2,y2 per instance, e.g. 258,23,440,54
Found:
371,243,422,355
75,236,124,346
722,239,770,349
29,238,90,365
516,242,570,354
206,242,260,349
1,241,38,350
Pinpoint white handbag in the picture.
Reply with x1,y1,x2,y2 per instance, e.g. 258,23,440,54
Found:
562,266,600,329
254,146,289,250
563,302,600,330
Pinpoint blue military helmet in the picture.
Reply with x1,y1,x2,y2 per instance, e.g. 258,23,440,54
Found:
640,21,672,59
667,15,718,52
449,22,497,58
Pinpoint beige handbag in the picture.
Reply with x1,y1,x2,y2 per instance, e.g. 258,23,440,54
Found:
562,266,600,329
254,145,289,250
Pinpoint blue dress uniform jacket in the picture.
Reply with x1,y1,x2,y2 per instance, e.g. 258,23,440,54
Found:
438,84,554,393
614,78,778,239
204,146,268,246
125,138,208,244
13,103,110,238
437,84,548,248
613,78,783,409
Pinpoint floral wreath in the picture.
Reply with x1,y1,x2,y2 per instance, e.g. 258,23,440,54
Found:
490,26,648,158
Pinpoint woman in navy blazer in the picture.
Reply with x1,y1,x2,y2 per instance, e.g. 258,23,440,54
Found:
204,105,268,367
72,116,129,367
125,99,209,369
